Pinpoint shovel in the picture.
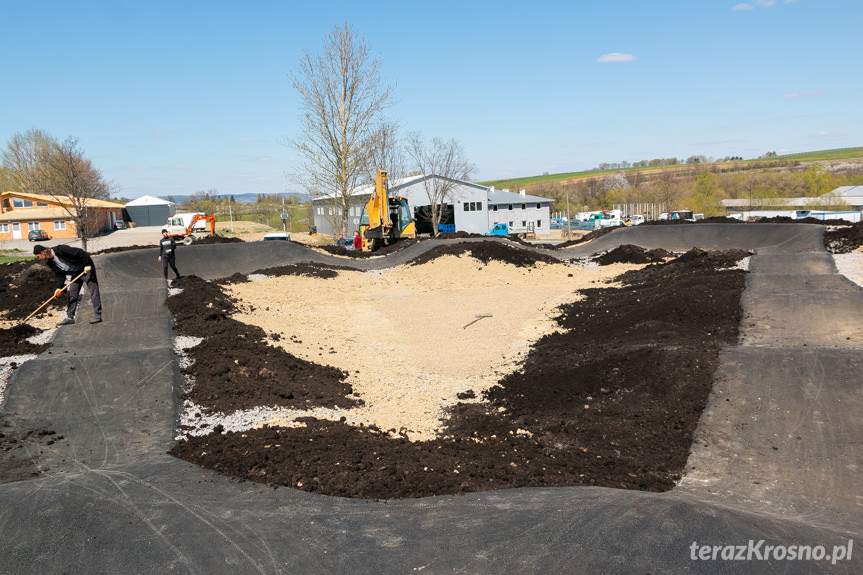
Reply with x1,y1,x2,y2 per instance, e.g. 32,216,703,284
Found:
16,270,87,328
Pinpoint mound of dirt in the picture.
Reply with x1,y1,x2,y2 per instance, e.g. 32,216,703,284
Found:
0,261,63,321
169,246,749,499
193,235,244,245
408,240,559,267
594,244,671,265
166,275,356,416
0,324,50,358
824,221,863,253
94,244,154,255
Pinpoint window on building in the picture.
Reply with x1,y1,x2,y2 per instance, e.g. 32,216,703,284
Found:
521,221,526,227
509,221,513,227
54,221,66,231
0,223,8,233
493,205,498,211
537,220,542,228
463,203,470,211
522,204,526,210
12,198,33,208
508,204,513,210
36,202,49,207
536,203,541,209
27,222,40,231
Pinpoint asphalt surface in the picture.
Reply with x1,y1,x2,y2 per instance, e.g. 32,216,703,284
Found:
1,223,861,574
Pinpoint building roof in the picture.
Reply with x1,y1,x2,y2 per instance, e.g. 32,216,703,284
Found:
1,190,123,209
487,189,552,204
125,195,174,206
312,174,428,202
311,174,553,204
824,185,863,198
0,207,72,222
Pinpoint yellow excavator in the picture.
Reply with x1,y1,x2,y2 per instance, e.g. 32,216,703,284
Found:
359,170,416,252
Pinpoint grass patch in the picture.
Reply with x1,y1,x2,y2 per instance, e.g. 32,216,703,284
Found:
0,254,33,264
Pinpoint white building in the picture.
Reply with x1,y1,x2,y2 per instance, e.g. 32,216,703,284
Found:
311,174,553,237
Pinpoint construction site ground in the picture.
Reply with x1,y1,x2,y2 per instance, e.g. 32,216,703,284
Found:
0,222,861,573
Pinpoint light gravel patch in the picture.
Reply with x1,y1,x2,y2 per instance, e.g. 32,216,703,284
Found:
833,251,863,287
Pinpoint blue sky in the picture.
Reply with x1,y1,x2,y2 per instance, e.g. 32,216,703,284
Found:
2,0,860,199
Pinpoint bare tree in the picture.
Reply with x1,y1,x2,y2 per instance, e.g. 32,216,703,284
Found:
405,132,475,235
3,130,113,249
365,120,408,185
1,128,55,194
652,171,685,214
287,23,394,236
40,137,113,250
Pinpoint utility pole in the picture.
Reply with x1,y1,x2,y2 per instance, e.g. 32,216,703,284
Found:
565,191,571,241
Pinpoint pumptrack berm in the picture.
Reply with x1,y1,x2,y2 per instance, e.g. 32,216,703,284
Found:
1,223,860,574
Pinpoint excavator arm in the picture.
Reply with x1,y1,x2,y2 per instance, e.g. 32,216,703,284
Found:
359,170,416,252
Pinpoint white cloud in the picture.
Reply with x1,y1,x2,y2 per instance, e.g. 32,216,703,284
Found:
597,52,636,63
733,0,790,9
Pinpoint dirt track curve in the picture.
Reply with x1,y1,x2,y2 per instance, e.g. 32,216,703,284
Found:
1,223,861,574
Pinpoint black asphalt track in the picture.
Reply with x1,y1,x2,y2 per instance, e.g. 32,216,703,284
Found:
1,224,860,573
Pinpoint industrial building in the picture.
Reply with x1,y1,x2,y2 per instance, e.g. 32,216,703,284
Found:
311,174,552,237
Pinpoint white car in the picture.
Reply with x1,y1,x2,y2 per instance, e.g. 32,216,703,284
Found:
263,232,291,241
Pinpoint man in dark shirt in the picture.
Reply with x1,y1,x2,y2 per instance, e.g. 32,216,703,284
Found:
158,229,181,280
33,244,102,326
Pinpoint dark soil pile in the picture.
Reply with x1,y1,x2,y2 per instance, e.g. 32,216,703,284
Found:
318,237,423,258
0,324,51,358
169,243,749,499
824,221,863,253
95,244,155,255
408,240,560,267
594,244,671,265
194,235,244,245
0,261,63,320
165,274,356,417
0,261,61,357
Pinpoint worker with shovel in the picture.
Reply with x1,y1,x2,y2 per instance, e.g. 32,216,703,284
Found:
33,244,102,326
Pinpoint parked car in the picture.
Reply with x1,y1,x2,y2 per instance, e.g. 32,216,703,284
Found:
263,232,291,241
114,221,127,229
28,229,50,242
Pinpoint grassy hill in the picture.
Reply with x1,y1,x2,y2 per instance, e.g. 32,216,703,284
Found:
479,147,863,191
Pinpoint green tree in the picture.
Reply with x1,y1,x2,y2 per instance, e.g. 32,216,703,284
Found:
803,165,836,196
689,170,724,216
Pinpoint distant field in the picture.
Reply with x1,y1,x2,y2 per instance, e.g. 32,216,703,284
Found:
770,147,863,161
480,146,863,190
